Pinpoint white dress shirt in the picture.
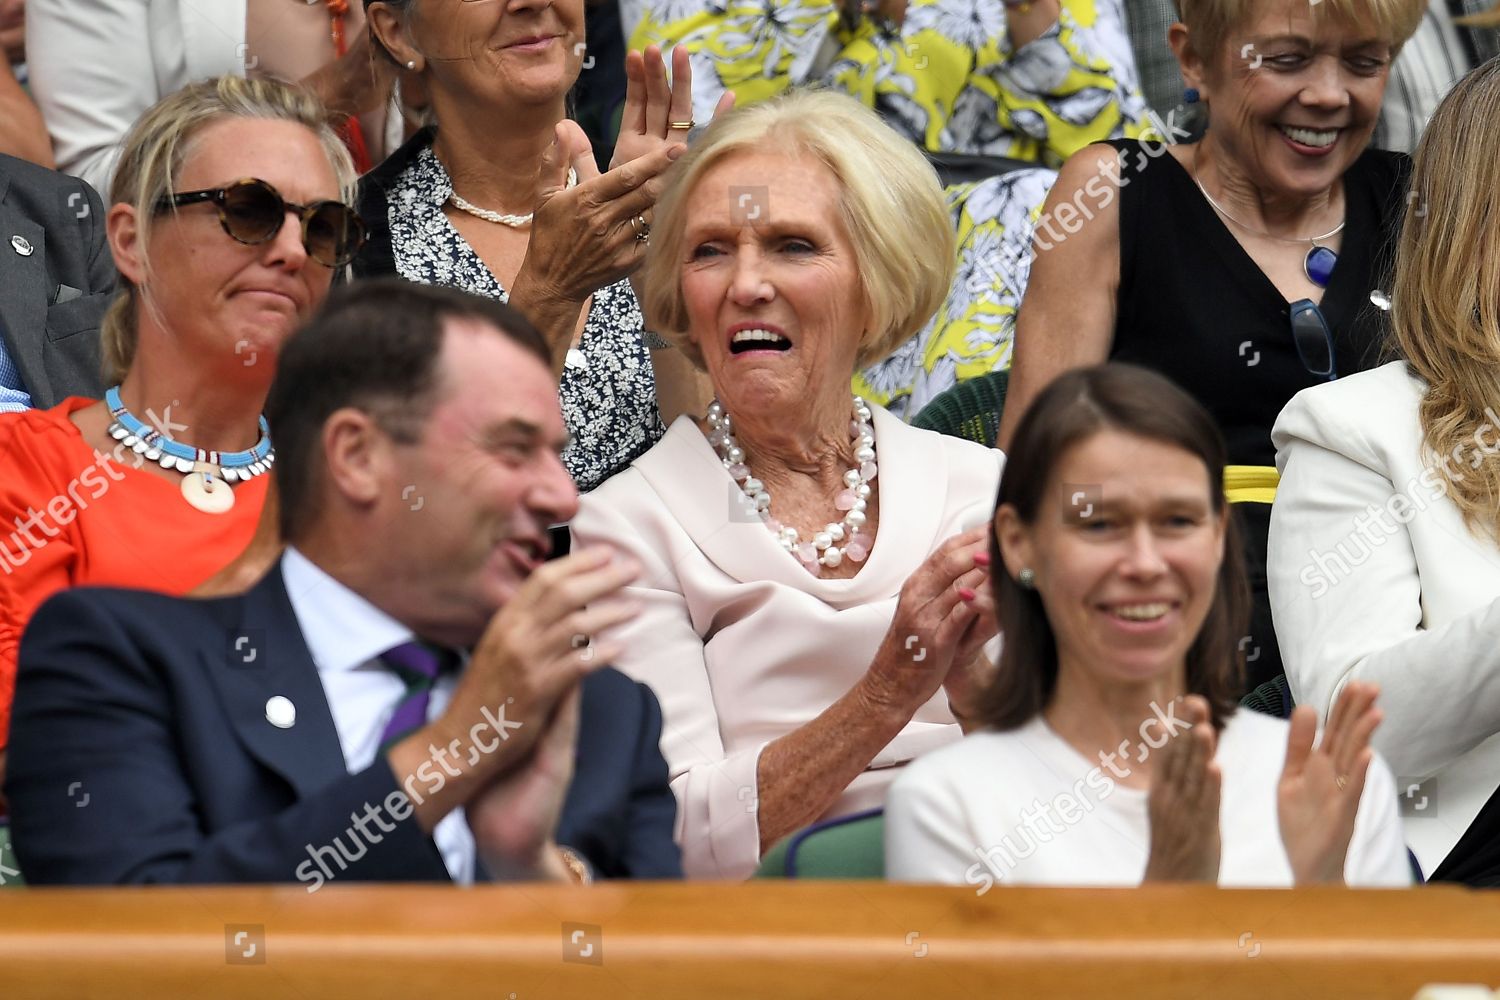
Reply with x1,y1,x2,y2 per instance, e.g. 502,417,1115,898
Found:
281,546,474,884
571,406,1004,879
1269,360,1500,876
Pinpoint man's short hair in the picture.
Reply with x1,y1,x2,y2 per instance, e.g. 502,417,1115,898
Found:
264,278,551,543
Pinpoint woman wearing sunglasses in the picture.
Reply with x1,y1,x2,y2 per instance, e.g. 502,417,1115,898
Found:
0,74,360,802
358,0,730,493
1269,59,1500,887
998,0,1427,698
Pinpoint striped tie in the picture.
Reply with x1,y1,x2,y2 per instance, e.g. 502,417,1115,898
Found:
377,642,452,754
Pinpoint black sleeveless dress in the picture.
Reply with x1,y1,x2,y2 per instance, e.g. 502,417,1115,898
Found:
1108,137,1411,696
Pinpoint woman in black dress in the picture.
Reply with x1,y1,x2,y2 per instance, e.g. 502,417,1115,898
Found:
998,0,1426,697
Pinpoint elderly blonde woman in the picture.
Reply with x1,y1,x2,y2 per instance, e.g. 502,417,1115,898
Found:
0,75,359,797
1270,59,1500,886
570,89,1004,879
1001,0,1426,696
624,0,1153,419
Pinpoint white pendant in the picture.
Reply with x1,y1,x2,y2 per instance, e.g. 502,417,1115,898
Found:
182,472,235,514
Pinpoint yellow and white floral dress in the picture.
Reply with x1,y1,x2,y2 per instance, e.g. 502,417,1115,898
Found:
627,0,1150,418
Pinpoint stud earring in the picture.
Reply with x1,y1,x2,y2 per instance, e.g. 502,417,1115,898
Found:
406,60,417,70
1018,568,1035,590
1184,87,1200,104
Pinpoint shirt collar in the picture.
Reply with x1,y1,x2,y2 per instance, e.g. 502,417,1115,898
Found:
281,546,415,676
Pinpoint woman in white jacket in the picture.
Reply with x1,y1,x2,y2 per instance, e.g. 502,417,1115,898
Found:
25,0,400,191
1268,58,1500,885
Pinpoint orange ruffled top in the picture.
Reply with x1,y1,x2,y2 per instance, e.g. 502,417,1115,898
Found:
0,398,268,746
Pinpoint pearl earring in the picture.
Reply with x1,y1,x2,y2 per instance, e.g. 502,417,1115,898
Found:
406,60,417,70
1018,568,1036,590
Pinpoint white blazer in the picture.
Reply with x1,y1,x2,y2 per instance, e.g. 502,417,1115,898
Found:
571,407,1004,879
27,0,249,193
1270,360,1500,876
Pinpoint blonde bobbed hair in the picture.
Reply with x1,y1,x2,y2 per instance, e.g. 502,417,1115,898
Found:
1174,0,1426,66
1391,58,1500,538
99,75,358,385
638,88,956,370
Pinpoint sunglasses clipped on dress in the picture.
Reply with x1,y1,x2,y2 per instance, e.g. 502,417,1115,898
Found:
155,177,366,268
1288,299,1337,382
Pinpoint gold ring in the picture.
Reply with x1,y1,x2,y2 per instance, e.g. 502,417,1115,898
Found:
632,215,651,242
1335,774,1348,791
668,120,696,130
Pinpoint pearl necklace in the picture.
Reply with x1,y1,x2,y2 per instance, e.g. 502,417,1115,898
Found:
447,168,578,229
706,396,876,574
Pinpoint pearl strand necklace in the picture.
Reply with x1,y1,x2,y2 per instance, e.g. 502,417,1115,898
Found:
448,168,578,229
706,396,877,574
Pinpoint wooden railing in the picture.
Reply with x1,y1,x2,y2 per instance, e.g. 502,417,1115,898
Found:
3,883,1500,999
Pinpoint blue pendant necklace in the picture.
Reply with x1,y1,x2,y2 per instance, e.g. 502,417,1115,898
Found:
104,386,274,514
1191,149,1345,288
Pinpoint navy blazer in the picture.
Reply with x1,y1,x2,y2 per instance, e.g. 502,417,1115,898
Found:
0,154,114,407
4,561,681,884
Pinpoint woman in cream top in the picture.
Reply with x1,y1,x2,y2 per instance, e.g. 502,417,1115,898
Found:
572,90,1003,879
1268,60,1500,884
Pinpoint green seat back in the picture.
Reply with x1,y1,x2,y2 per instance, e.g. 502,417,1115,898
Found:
754,809,885,879
909,369,1009,446
1240,673,1295,719
0,823,22,888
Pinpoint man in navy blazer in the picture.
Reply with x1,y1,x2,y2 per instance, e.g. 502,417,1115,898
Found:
4,280,681,885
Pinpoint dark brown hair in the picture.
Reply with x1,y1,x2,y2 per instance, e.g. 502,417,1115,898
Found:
265,278,549,543
975,363,1249,731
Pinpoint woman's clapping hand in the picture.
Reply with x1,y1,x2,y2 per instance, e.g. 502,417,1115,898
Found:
866,526,995,715
610,44,734,174
512,121,684,315
1278,681,1382,885
1143,695,1222,883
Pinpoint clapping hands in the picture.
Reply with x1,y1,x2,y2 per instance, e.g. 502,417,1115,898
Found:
1140,683,1384,886
1278,681,1382,885
610,44,735,174
1143,694,1222,883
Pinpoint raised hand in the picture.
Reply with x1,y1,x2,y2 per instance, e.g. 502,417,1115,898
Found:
867,526,994,715
1143,695,1221,883
386,546,640,839
942,543,997,724
467,685,582,880
1278,681,1381,885
610,44,735,173
444,546,638,765
509,120,685,345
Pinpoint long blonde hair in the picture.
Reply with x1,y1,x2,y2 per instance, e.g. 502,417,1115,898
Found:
1391,58,1500,537
100,76,358,385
